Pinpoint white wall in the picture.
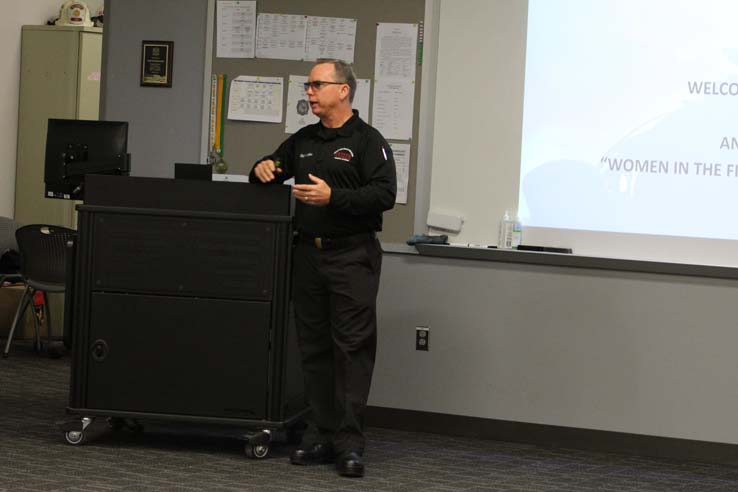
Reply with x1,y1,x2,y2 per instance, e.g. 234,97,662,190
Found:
429,0,527,246
0,0,103,219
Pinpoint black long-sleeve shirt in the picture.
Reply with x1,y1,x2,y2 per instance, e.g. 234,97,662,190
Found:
249,110,396,237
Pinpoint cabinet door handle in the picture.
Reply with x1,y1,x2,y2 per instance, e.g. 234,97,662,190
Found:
91,339,109,362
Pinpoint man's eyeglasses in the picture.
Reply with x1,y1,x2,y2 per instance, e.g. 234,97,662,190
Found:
304,80,346,91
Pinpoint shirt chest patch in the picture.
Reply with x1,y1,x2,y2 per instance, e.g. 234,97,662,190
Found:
333,147,354,162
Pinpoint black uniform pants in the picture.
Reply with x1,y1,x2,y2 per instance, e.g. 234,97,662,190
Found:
293,235,382,454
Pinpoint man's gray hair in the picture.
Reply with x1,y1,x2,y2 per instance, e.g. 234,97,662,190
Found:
316,58,357,103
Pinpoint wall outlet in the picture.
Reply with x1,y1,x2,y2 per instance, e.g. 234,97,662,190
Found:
416,326,429,351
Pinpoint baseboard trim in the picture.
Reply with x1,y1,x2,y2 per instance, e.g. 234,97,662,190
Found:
366,406,738,466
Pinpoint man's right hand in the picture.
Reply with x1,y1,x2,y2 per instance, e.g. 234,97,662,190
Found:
253,159,282,183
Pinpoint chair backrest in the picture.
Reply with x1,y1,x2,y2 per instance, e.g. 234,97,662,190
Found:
0,216,20,252
15,224,77,286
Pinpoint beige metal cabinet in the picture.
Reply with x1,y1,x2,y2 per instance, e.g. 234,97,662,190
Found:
14,25,102,228
11,26,102,340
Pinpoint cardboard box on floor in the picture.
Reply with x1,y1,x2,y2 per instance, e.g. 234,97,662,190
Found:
0,285,64,340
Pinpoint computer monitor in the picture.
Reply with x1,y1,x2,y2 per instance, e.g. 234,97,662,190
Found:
44,119,131,200
175,162,212,181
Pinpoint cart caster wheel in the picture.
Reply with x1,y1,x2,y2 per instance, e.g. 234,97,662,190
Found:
245,442,270,459
65,430,86,445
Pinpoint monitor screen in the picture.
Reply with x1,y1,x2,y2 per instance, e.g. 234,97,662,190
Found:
44,119,130,200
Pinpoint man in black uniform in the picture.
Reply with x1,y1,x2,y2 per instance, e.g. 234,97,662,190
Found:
250,59,396,478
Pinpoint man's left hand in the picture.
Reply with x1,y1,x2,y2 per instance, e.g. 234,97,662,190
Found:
293,173,331,206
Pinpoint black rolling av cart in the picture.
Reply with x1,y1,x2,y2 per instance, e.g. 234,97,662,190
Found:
60,174,307,459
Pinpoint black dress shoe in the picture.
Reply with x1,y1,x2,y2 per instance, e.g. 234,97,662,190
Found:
336,451,364,477
290,442,335,465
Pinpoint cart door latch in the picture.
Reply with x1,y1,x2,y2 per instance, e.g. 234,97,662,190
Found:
91,339,109,362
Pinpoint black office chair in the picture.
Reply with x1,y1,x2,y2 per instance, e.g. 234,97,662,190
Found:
0,216,22,286
2,224,76,358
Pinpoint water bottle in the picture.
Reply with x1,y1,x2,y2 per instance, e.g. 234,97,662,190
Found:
498,211,523,249
498,210,513,249
511,215,522,248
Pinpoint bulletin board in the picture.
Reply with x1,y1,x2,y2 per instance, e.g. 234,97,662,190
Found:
209,0,426,243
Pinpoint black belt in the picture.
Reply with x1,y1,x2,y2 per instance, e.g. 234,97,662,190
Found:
298,232,375,250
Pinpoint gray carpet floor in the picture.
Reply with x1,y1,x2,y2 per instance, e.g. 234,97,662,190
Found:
2,342,738,491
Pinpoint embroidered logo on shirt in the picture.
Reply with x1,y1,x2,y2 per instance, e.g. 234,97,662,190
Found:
299,153,313,158
333,148,354,162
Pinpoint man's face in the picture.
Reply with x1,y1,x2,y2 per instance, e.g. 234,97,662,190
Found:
306,63,347,118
